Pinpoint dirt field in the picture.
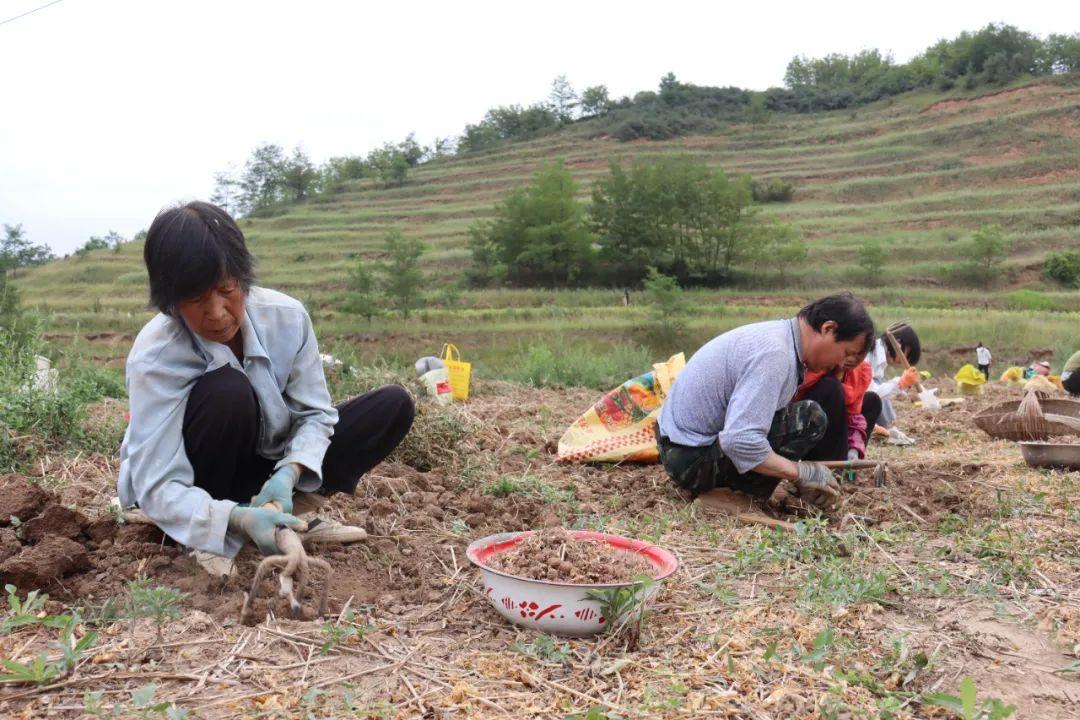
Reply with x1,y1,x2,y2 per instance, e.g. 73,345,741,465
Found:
0,380,1077,718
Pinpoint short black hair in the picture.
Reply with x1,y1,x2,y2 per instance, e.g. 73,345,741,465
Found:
882,324,921,366
798,293,875,352
143,201,255,315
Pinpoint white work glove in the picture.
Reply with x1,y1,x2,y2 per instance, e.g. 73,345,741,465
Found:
795,461,841,508
846,448,860,462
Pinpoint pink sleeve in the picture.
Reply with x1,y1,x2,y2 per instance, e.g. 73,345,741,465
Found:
847,412,868,459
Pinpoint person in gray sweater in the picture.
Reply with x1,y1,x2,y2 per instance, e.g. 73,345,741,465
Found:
656,294,876,508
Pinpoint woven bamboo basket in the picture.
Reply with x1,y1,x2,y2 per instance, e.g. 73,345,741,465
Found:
973,398,1080,441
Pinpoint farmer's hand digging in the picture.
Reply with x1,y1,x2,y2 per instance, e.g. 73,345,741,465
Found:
795,461,841,508
228,506,307,555
250,463,302,515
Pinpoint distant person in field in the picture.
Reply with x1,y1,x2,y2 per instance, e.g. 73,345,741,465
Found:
975,342,992,380
1063,350,1080,397
866,323,922,446
655,293,876,508
117,201,414,573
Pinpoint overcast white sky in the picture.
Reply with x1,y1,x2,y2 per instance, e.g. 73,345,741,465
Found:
0,1,1074,254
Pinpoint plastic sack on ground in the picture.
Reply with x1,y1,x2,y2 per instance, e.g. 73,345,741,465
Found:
415,356,452,405
441,343,471,402
999,366,1025,385
954,364,986,395
557,353,685,464
918,387,942,410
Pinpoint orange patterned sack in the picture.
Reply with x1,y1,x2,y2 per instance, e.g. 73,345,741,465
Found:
557,353,685,463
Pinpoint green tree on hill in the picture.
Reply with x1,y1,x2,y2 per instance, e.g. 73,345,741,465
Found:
580,85,611,117
1,224,54,277
549,75,578,122
856,239,889,286
238,143,287,214
644,266,688,338
340,259,380,323
280,147,319,202
743,93,772,126
378,230,426,318
963,224,1009,284
211,171,241,215
589,156,756,283
469,161,594,287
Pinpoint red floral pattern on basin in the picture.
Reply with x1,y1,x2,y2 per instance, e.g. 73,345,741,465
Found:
468,530,678,637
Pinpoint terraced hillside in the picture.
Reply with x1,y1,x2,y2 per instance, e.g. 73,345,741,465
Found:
17,76,1080,375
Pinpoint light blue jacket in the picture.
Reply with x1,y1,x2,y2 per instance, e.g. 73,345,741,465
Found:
117,287,337,557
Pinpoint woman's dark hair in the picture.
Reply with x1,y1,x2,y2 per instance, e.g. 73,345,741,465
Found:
143,201,255,315
798,293,875,352
882,324,922,366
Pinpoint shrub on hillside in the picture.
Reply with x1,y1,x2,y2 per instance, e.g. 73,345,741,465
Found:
1042,250,1080,288
751,178,796,203
1003,289,1057,312
644,267,688,340
469,161,595,287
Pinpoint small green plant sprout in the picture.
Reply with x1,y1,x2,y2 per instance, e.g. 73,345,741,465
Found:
512,635,571,664
320,608,370,653
124,576,186,645
922,676,1016,720
2,584,71,634
0,652,62,685
55,612,98,674
85,683,190,719
584,574,656,650
484,476,525,497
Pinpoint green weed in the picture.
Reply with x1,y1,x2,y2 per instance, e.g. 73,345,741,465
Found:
922,676,1016,719
585,575,656,650
513,635,571,664
798,562,890,611
84,683,190,719
124,576,186,644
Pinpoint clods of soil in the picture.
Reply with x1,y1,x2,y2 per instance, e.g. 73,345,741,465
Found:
487,528,654,584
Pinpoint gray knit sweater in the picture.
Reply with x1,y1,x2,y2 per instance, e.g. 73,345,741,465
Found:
657,318,804,473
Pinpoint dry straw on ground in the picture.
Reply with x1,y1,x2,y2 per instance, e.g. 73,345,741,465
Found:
1,380,1077,718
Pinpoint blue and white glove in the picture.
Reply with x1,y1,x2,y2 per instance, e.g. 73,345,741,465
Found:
250,464,301,515
228,506,306,555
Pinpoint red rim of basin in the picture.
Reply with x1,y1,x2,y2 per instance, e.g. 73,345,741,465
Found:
466,529,679,588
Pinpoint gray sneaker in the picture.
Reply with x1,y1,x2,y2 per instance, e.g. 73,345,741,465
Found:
291,492,367,544
191,549,237,577
301,517,368,544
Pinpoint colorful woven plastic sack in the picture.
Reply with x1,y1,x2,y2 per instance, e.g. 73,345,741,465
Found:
441,343,471,402
954,364,986,395
557,353,685,463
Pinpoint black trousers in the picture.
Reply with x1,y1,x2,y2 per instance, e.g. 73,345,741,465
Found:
1065,373,1080,397
182,367,415,504
657,399,828,499
799,378,881,462
978,364,991,380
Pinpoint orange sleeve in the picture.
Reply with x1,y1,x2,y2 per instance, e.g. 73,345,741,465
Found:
842,363,873,415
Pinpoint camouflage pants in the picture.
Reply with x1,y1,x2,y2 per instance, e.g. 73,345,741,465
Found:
656,400,827,499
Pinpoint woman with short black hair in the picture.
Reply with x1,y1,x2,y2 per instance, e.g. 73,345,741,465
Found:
117,201,414,570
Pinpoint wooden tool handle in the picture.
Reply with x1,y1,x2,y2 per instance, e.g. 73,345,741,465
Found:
884,329,924,394
818,460,883,470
